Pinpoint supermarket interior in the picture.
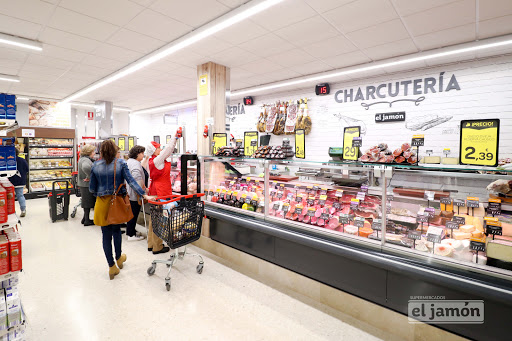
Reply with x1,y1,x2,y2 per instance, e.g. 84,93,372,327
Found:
0,0,512,340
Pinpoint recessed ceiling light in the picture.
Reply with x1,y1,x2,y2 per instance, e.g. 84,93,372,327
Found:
0,33,42,51
62,0,284,103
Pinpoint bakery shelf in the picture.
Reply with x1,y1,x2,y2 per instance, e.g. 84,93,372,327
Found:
29,155,73,159
29,176,72,182
29,166,73,171
29,144,74,148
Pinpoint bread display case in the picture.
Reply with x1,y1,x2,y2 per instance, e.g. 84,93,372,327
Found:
200,156,512,340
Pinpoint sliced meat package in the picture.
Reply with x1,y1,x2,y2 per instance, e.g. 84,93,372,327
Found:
285,102,298,134
265,105,278,133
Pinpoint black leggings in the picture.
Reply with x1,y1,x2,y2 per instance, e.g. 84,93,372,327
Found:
126,200,141,237
83,207,91,219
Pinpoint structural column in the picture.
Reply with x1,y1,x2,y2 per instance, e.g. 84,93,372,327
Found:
94,100,113,139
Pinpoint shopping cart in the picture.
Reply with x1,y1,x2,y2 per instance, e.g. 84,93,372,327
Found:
70,171,81,218
145,193,205,291
48,181,70,223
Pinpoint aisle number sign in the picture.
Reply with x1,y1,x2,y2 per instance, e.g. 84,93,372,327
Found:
460,119,500,167
343,126,360,161
117,137,125,151
244,131,258,156
212,133,227,155
295,129,305,159
128,137,135,150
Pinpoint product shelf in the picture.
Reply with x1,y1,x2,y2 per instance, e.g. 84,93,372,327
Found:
29,145,73,148
29,177,72,182
30,167,73,171
0,120,17,134
29,156,73,159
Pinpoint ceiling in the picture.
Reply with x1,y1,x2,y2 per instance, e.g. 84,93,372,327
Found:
1,0,512,110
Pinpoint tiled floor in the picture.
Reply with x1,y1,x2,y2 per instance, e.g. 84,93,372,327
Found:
18,197,396,340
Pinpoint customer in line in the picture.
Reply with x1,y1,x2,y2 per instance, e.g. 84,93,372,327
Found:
9,148,28,217
145,131,179,254
89,140,153,280
125,145,147,242
77,144,96,226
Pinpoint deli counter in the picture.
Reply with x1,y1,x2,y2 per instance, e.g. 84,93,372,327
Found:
198,156,512,340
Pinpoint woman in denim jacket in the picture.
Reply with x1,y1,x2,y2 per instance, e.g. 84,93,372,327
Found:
89,140,153,280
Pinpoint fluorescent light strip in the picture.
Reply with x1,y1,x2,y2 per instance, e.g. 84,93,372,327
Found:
0,74,19,83
0,33,42,51
131,100,197,115
62,0,283,103
232,35,512,96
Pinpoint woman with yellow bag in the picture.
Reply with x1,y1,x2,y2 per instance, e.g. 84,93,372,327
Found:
89,140,154,280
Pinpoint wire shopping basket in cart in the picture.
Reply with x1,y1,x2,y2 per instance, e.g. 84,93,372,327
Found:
48,181,70,223
146,193,205,291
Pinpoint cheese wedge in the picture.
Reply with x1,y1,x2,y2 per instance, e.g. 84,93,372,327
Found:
423,156,441,164
453,231,472,240
442,157,458,165
460,225,475,233
472,230,484,239
487,239,512,262
473,217,484,232
440,203,454,212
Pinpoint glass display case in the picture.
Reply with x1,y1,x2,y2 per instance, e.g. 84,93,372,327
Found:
201,156,512,280
167,154,199,195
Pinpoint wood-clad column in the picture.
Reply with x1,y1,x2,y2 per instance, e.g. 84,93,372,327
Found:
196,62,230,155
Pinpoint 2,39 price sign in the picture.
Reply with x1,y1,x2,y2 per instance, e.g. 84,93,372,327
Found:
295,129,305,159
460,119,500,167
343,126,360,161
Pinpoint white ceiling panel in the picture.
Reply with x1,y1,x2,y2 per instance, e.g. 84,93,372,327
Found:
41,0,59,3
125,9,192,41
18,64,67,78
188,37,233,56
80,55,127,70
107,29,165,54
0,13,42,40
479,0,512,21
392,0,460,17
250,0,317,31
0,0,55,25
59,0,143,27
166,49,209,68
275,15,339,46
48,7,119,41
39,27,101,53
347,19,410,49
307,35,358,59
148,60,182,73
230,68,256,81
238,33,295,58
304,0,355,13
257,68,303,84
402,0,475,37
415,24,476,50
93,43,144,63
478,15,512,39
215,20,268,45
322,50,372,69
0,48,28,62
210,47,259,67
290,60,333,76
150,0,230,27
230,79,251,89
237,58,284,74
363,38,418,60
267,48,317,68
169,66,197,79
216,0,249,8
40,44,86,63
0,59,23,71
70,64,113,78
324,0,398,33
25,54,75,70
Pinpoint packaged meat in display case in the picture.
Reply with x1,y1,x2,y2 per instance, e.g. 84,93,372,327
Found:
359,142,417,164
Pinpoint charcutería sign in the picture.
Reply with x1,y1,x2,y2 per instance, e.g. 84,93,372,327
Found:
375,112,406,123
334,72,460,103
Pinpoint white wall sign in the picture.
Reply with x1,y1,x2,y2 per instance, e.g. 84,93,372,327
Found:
21,129,35,137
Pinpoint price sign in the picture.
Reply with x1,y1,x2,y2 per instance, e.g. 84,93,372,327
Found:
466,197,480,208
245,197,252,204
307,197,315,206
225,193,231,200
424,191,435,201
295,129,305,159
286,193,294,201
313,185,320,191
212,133,227,155
350,198,360,209
273,203,280,210
118,137,126,151
295,195,303,203
356,192,366,201
244,131,258,156
387,194,394,202
276,192,284,199
306,186,313,194
408,231,422,240
282,204,290,213
460,119,500,166
425,207,435,218
416,214,428,223
360,185,368,193
454,199,466,207
295,207,303,215
446,221,459,230
372,219,382,231
488,198,502,216
320,187,328,195
335,190,344,197
440,197,452,205
128,137,135,150
486,223,502,236
354,217,365,228
209,191,214,197
320,213,330,220
453,216,466,225
411,134,425,147
343,126,360,161
352,137,362,148
333,202,341,209
339,214,350,224
470,240,486,252
307,208,316,217
427,234,442,244
319,195,327,206
251,199,259,207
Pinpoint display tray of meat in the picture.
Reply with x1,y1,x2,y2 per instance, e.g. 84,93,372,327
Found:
359,142,417,165
215,146,243,157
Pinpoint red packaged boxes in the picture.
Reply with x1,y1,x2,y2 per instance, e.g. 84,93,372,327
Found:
0,237,8,275
0,180,14,215
0,187,6,224
7,235,21,272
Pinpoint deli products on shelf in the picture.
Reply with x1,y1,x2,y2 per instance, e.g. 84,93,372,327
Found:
360,142,417,164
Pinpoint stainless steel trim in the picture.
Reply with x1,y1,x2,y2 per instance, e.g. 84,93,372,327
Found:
205,201,265,219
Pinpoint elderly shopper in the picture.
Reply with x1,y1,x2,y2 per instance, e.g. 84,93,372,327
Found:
78,144,96,226
125,145,148,241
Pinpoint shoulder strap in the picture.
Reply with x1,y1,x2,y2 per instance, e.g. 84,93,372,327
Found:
113,158,117,192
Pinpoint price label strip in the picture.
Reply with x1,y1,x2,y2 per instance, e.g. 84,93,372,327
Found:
295,129,306,159
343,126,360,161
460,119,500,167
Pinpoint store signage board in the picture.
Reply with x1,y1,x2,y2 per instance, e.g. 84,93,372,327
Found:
295,129,305,159
244,131,258,156
460,119,500,167
212,133,227,155
128,137,135,150
118,137,126,151
343,126,360,161
199,74,208,96
375,112,405,123
21,129,35,137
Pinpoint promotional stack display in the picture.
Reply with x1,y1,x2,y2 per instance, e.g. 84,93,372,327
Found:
0,95,16,122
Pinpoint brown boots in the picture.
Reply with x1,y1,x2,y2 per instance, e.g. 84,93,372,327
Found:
108,254,127,280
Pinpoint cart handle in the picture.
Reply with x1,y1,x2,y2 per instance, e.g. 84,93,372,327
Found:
148,193,204,205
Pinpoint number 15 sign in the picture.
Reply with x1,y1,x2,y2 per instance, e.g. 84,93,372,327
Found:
460,119,500,167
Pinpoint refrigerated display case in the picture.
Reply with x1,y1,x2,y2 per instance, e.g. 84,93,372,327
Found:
200,156,512,341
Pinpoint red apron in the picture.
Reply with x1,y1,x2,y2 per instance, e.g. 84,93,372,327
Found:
148,156,173,196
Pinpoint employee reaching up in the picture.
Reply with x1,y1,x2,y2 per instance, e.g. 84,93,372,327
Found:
145,128,181,254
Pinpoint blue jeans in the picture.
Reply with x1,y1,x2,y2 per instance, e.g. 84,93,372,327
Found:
101,225,122,267
14,187,26,211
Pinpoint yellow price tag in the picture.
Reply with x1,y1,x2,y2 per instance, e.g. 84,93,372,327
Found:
295,129,305,159
460,119,499,166
244,131,258,156
212,133,227,155
246,177,251,182
118,137,125,151
343,126,360,161
489,198,501,203
128,137,135,150
319,195,327,201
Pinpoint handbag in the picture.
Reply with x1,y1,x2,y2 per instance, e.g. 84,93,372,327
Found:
106,159,134,225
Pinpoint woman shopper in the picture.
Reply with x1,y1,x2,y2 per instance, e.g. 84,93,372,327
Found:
89,140,153,280
8,148,28,217
77,144,96,226
145,131,179,254
125,145,147,241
